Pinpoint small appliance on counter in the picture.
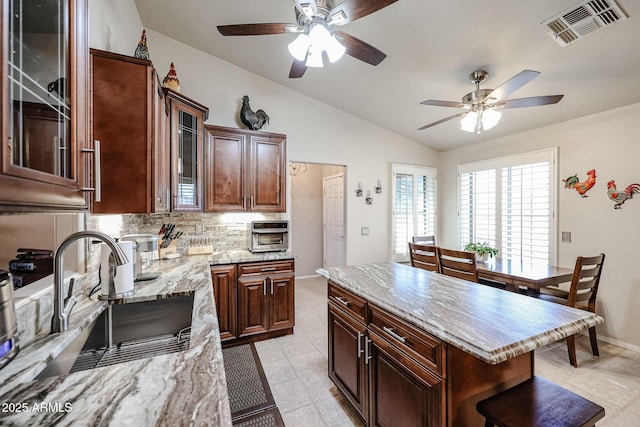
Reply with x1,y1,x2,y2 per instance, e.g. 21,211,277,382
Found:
0,270,19,370
99,241,135,300
8,248,53,288
121,234,160,281
248,220,289,253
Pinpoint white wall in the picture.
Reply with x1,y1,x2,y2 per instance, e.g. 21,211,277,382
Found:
439,103,640,349
89,0,143,54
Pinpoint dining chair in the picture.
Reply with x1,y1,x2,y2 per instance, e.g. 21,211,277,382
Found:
408,242,440,273
437,248,479,282
536,253,606,367
412,235,436,245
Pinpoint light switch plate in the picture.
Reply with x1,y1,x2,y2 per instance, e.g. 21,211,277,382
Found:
361,227,369,236
561,231,571,243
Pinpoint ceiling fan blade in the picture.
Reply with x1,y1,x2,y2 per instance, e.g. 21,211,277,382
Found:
482,70,540,103
420,100,467,108
334,31,386,66
329,0,398,25
289,59,307,78
418,112,468,130
497,95,564,109
217,23,298,36
293,0,317,17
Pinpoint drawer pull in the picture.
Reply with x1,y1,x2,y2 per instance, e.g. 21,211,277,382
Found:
334,296,350,307
261,267,277,272
383,326,407,343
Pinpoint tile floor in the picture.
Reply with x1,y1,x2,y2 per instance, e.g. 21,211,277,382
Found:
254,276,640,426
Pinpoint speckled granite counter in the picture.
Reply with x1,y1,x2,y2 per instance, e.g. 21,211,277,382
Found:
209,250,293,265
0,255,231,426
318,262,603,364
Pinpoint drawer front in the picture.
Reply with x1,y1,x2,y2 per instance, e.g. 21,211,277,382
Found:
238,260,294,276
328,281,367,323
368,304,444,377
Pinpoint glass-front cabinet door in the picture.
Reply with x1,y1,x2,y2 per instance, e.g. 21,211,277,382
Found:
0,0,88,210
164,88,208,212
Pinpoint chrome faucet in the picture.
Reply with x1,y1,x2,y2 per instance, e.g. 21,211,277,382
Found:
52,231,129,334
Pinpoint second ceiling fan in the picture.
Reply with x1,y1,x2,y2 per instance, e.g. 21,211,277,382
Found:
217,0,397,78
418,70,564,134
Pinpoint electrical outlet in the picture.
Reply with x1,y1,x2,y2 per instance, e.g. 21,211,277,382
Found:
561,231,571,243
361,227,369,236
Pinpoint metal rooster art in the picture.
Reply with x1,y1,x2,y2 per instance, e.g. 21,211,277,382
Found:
47,77,65,98
607,180,640,209
240,96,269,130
563,169,597,197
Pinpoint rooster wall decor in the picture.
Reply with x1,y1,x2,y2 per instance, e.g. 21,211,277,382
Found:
563,169,597,198
240,96,269,130
607,180,640,209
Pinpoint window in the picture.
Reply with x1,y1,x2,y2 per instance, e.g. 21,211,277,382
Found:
392,164,437,262
458,148,557,264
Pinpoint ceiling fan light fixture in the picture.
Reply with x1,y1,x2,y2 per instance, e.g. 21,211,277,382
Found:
481,108,502,130
460,109,502,134
305,44,324,67
288,33,311,61
325,35,346,63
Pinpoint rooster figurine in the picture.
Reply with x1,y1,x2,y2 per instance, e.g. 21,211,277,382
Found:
162,63,180,92
240,96,269,130
134,29,150,60
607,180,640,209
563,169,597,197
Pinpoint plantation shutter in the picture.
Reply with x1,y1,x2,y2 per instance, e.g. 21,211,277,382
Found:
392,164,437,262
458,148,557,264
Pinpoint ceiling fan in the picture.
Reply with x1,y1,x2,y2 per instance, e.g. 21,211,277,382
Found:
418,70,564,134
217,0,397,78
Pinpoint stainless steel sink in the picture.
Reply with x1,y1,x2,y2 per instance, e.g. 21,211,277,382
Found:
36,294,194,379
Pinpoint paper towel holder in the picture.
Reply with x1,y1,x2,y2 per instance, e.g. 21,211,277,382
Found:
98,242,135,301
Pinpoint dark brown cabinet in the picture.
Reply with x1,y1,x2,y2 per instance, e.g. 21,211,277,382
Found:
328,303,369,421
237,261,295,337
0,0,89,211
204,125,286,213
211,259,294,344
164,89,208,212
327,282,444,427
210,265,237,341
90,49,165,213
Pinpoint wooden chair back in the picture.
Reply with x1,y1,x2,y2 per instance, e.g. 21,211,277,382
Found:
408,243,440,273
567,253,606,310
412,235,436,245
437,248,478,282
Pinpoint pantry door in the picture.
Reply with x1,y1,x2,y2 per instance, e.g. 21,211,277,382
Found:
323,173,345,268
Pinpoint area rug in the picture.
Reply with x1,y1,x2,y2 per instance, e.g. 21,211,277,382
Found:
222,343,284,426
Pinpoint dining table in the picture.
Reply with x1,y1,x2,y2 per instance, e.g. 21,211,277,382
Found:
476,257,574,292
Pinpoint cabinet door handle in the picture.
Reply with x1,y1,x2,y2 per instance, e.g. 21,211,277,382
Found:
382,326,407,343
81,140,102,202
263,279,267,296
270,281,274,294
334,296,349,307
166,189,170,210
365,337,372,364
357,332,364,358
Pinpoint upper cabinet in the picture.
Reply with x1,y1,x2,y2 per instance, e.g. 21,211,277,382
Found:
90,49,166,214
164,88,208,212
204,125,286,213
0,0,89,211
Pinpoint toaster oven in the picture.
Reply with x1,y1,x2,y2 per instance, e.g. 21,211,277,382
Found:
249,220,289,252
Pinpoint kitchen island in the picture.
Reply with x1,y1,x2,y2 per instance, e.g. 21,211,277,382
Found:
0,255,232,426
318,262,603,426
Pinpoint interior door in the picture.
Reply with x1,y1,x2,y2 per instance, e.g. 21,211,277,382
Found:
323,173,345,268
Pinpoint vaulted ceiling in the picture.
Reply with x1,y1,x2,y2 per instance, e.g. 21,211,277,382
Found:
134,0,640,151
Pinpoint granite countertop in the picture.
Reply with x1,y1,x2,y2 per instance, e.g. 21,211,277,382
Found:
0,255,232,426
318,262,604,365
210,250,294,265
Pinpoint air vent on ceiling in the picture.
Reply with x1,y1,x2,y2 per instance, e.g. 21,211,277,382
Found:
542,0,628,46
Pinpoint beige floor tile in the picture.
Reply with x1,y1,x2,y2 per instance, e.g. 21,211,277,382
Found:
314,394,365,427
270,377,313,414
281,404,326,427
